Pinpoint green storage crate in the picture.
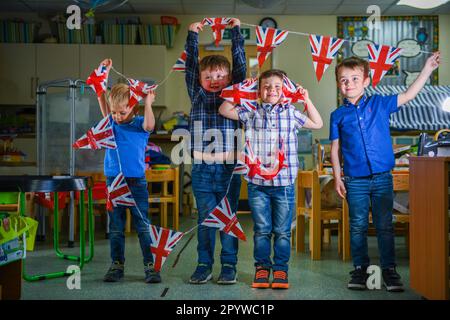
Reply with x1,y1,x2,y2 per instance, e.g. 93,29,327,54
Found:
0,192,19,204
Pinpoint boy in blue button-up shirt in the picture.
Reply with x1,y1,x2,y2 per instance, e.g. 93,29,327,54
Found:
329,53,440,292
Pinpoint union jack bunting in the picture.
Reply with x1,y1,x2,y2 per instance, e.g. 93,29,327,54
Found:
367,44,403,87
72,115,116,150
86,63,109,97
201,197,246,241
232,159,248,175
150,225,184,272
282,75,306,110
128,79,158,108
309,34,344,82
172,50,187,72
201,17,231,46
256,26,289,68
220,78,258,112
106,173,136,212
257,138,288,180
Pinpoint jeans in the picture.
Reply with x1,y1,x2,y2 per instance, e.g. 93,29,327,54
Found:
344,172,396,269
106,176,153,265
247,183,295,272
191,163,241,267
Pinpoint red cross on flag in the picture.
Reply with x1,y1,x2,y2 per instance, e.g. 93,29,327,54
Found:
128,79,158,108
282,75,306,109
367,44,403,87
86,63,109,97
220,78,259,112
172,50,187,72
201,197,246,241
106,173,136,211
309,34,344,83
72,115,116,150
150,225,184,272
202,17,231,46
256,26,289,68
257,138,288,180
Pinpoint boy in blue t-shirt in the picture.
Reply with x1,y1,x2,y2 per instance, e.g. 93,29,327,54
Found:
329,53,440,292
96,59,159,283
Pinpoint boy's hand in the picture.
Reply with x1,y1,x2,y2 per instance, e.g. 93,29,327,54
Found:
229,18,241,28
424,51,440,73
189,22,203,33
334,178,347,199
100,58,112,73
145,90,156,105
296,85,309,102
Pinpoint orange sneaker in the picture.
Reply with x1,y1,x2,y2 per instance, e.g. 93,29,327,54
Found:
272,270,289,289
252,266,270,289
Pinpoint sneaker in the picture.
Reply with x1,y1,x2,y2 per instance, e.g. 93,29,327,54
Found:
252,266,270,289
217,264,237,285
103,261,124,282
347,266,368,290
382,267,404,292
272,270,289,289
144,263,161,283
189,264,212,284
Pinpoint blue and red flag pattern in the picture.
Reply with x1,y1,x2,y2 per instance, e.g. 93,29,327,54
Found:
150,225,184,272
367,44,403,87
256,26,289,68
72,115,116,150
201,17,232,46
106,173,136,211
86,63,109,97
309,34,344,82
220,78,259,112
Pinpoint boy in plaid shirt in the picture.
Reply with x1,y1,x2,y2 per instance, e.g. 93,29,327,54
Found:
219,69,323,289
185,19,246,285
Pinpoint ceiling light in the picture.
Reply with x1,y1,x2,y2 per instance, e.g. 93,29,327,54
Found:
241,0,284,9
396,0,448,9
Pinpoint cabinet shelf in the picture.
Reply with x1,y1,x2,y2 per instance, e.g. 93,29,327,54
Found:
0,161,36,167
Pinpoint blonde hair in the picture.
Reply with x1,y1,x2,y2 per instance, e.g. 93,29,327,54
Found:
108,83,130,109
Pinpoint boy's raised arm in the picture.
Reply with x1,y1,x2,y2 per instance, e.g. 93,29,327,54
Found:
298,87,323,130
142,91,156,132
398,51,440,107
219,100,239,120
185,22,203,101
97,58,112,118
230,18,246,84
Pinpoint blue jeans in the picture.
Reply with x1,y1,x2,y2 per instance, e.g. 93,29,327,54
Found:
247,183,295,272
191,163,241,267
106,176,153,265
344,172,396,269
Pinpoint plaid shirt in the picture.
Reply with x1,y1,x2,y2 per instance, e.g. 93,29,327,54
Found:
185,27,246,154
237,102,307,186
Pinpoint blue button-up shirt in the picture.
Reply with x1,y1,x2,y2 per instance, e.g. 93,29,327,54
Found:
329,94,399,177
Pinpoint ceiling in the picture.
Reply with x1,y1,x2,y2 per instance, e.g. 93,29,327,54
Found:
1,0,449,16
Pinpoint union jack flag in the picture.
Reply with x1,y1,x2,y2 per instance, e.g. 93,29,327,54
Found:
232,159,248,175
220,78,258,112
106,173,136,211
150,225,184,272
86,63,109,97
256,26,289,68
172,50,187,72
72,115,116,150
201,17,231,46
201,197,246,241
128,79,158,108
309,34,344,82
282,75,306,109
367,44,403,87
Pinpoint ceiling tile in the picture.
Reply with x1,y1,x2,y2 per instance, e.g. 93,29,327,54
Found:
130,4,185,14
334,4,391,15
284,5,338,14
383,5,438,15
0,3,32,12
183,4,235,14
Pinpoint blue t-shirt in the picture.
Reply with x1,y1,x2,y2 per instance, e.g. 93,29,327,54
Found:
104,115,150,178
329,94,398,177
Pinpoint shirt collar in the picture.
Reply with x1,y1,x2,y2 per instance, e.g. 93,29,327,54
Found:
343,94,367,107
261,102,286,113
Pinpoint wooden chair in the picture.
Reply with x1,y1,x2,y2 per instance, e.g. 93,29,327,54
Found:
294,170,348,260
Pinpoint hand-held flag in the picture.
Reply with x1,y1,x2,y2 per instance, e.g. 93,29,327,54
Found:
128,79,158,108
202,17,232,46
367,44,403,87
220,78,259,112
86,63,109,97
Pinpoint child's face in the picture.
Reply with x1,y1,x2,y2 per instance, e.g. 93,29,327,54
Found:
337,66,370,102
259,76,283,105
200,67,231,93
110,100,134,124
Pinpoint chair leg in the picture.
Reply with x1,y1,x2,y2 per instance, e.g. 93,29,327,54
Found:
323,220,331,244
173,199,179,231
337,222,342,256
311,216,321,260
125,209,131,233
297,215,305,253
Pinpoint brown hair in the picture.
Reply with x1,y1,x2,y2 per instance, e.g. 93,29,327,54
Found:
335,56,370,81
199,55,231,73
108,83,130,109
258,69,286,88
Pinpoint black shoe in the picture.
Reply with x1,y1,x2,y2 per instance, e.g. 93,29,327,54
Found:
347,266,368,290
103,261,124,282
217,264,237,285
189,264,212,284
144,263,162,283
382,267,404,292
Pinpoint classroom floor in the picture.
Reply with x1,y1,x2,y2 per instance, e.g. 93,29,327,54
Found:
21,213,421,300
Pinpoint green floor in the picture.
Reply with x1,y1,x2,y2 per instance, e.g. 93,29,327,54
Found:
21,214,420,300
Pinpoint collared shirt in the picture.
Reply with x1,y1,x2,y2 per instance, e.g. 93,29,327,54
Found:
329,94,399,178
185,27,247,154
236,102,307,186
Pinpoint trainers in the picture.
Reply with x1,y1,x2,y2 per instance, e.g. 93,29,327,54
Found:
382,267,404,292
347,266,368,290
217,264,237,285
252,266,270,289
189,264,212,284
272,270,289,289
103,261,124,282
144,263,161,283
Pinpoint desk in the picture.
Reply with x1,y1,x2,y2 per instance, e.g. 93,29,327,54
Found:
0,175,94,281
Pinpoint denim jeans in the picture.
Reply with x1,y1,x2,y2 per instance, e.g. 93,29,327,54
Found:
247,183,295,272
191,163,241,267
106,176,153,265
344,171,396,269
